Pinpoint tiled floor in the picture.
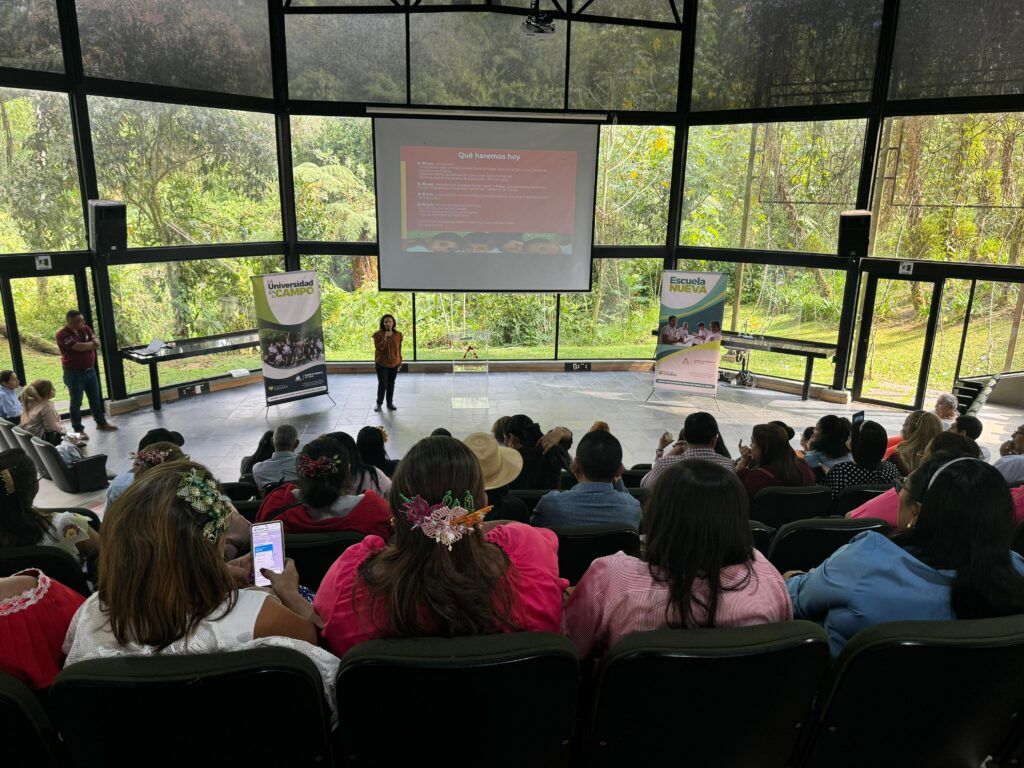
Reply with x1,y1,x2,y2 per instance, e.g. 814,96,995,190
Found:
35,371,1024,512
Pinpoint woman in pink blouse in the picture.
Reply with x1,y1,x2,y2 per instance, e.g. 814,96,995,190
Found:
564,460,792,658
315,436,568,657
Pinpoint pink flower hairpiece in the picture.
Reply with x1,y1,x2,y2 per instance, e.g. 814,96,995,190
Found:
297,453,340,479
400,491,492,551
131,447,173,470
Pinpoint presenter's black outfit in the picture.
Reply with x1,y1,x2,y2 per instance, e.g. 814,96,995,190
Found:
372,329,403,409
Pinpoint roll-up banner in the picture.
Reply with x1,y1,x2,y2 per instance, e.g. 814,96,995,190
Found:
654,272,727,395
252,270,329,406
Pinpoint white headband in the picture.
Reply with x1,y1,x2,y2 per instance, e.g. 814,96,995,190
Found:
926,456,984,491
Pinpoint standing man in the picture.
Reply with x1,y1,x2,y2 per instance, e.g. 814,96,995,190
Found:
56,309,116,435
0,370,22,422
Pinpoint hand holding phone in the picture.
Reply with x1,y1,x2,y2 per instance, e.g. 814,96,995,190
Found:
251,521,285,588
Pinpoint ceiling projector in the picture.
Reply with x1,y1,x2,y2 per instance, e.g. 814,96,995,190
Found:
522,0,556,36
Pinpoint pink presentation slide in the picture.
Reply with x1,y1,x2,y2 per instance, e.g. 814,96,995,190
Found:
400,146,577,254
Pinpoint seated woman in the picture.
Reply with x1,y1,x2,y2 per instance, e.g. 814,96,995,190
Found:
356,426,400,478
63,461,331,671
564,460,791,658
462,432,530,524
788,456,1024,656
505,414,573,491
0,569,84,689
803,415,852,472
256,436,391,538
0,449,99,565
19,380,65,445
326,431,391,496
888,410,944,476
824,421,902,500
735,423,816,502
313,436,568,657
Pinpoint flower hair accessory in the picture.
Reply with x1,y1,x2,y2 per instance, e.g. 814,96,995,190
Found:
131,447,173,470
0,468,14,495
400,491,492,551
175,468,231,543
297,453,341,479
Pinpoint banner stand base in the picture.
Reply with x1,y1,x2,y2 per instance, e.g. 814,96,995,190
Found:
264,391,336,424
644,388,720,411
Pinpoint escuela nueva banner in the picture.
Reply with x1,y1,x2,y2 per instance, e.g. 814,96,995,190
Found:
251,270,329,406
654,271,727,394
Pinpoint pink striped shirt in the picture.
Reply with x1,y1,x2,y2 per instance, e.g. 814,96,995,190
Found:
563,550,792,657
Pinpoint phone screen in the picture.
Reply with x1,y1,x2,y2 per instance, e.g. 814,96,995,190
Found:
251,521,284,588
852,410,865,425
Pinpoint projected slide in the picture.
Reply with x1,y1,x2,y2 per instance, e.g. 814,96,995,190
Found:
375,118,598,292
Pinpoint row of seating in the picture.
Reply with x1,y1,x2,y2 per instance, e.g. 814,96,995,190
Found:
0,418,108,493
8,615,1024,767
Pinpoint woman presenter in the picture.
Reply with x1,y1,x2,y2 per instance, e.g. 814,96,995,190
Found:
372,314,403,412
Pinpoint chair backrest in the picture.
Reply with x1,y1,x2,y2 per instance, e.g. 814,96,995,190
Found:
768,517,893,574
286,531,365,591
559,470,578,490
0,417,17,450
510,489,550,512
220,480,258,502
626,486,649,502
799,615,1024,768
586,622,830,768
12,426,48,478
336,633,579,768
544,524,641,585
1013,520,1024,558
749,519,773,555
829,483,895,517
31,437,76,493
630,462,652,471
620,469,646,488
0,672,65,768
50,648,333,768
233,499,261,523
749,485,832,529
0,546,90,596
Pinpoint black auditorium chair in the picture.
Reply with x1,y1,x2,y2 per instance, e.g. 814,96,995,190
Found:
749,519,773,555
560,470,578,490
233,499,261,523
630,463,652,471
829,483,895,517
545,524,641,585
583,622,830,768
286,531,365,591
50,648,333,768
619,469,647,488
220,480,258,502
0,417,17,449
749,486,831,529
0,672,66,768
32,437,108,493
510,489,552,513
767,517,892,574
12,426,49,479
1013,520,1024,558
797,615,1024,768
0,546,90,596
626,487,649,503
336,633,579,768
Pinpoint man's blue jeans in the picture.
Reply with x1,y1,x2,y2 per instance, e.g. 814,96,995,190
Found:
63,368,107,432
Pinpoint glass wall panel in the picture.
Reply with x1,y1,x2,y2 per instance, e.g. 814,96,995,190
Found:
415,292,556,360
291,115,376,242
691,0,881,111
558,259,662,359
578,0,676,23
77,0,272,97
872,113,1024,265
0,0,63,73
301,255,412,361
889,0,1024,100
682,120,864,253
110,257,284,392
410,12,566,108
0,88,85,254
595,125,673,246
857,278,932,406
568,22,680,112
286,13,407,103
959,281,1024,377
926,278,969,403
90,97,281,247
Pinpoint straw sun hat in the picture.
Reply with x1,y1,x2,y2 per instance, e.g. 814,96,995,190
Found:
463,432,524,490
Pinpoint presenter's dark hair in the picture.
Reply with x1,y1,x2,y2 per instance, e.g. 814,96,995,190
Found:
667,315,677,322
575,430,622,483
66,309,83,320
682,412,719,446
378,314,397,332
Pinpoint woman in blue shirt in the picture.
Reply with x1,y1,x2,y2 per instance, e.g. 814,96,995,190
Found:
787,455,1024,656
803,414,852,472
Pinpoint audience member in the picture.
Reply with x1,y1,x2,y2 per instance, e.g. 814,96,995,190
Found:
505,414,573,491
63,462,334,679
788,456,1024,656
356,425,399,478
799,426,814,458
326,431,391,496
314,436,568,657
430,427,453,437
241,429,274,477
770,421,796,441
588,421,611,433
0,370,21,422
19,379,65,445
462,432,530,524
105,428,185,508
252,424,300,490
734,423,816,502
256,437,391,537
641,412,734,489
994,424,1024,486
934,393,959,428
491,416,512,444
0,449,99,565
531,430,640,528
803,415,852,472
824,421,902,500
949,415,990,461
889,410,944,476
564,460,791,658
0,569,84,689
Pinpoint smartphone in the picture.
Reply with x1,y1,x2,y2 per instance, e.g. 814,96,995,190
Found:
251,521,285,588
852,410,865,426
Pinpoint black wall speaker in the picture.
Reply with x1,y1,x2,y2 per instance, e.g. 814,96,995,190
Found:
838,209,871,258
87,199,127,255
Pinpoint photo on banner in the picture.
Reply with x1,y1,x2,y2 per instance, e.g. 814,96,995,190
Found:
655,271,727,394
252,270,329,405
